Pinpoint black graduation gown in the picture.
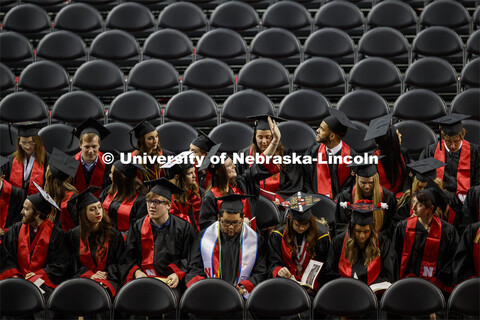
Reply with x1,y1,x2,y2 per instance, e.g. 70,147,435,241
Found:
325,232,396,285
334,186,397,238
99,187,148,235
393,218,459,290
419,141,480,194
199,160,280,230
121,214,195,283
0,180,26,232
268,222,330,285
185,227,268,291
461,185,480,232
0,221,70,294
5,153,50,194
302,142,357,199
452,221,480,284
237,146,304,201
375,147,412,197
68,227,124,295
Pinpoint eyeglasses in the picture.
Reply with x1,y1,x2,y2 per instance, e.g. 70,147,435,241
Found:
146,199,167,206
220,220,242,228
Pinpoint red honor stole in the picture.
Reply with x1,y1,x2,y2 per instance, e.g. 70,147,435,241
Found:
280,233,311,281
102,192,139,232
211,187,255,230
249,146,280,194
434,140,471,195
60,192,75,232
316,143,351,198
375,150,405,195
474,227,480,277
400,216,442,280
338,233,381,285
0,180,12,229
73,151,105,197
140,215,160,277
170,192,201,232
10,156,44,195
17,220,54,276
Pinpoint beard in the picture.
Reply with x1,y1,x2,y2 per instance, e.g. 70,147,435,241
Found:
22,214,36,225
318,134,331,144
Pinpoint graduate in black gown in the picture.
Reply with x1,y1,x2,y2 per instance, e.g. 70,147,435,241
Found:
0,182,70,298
303,108,357,199
461,185,480,233
419,114,480,203
326,203,396,286
121,178,195,294
237,115,303,204
268,193,330,292
189,130,217,191
393,184,459,294
186,194,268,297
199,116,282,230
452,221,480,284
0,156,26,239
68,187,125,297
335,158,396,238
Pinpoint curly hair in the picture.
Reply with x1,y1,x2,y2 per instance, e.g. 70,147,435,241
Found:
345,222,380,266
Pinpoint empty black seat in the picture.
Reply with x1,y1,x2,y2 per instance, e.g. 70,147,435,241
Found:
0,63,16,97
277,120,317,153
51,91,104,124
405,57,458,95
196,28,247,67
209,1,259,37
393,89,447,122
126,59,180,97
278,89,330,126
108,91,162,125
157,2,207,37
2,4,51,39
420,0,470,36
358,27,409,66
293,58,346,97
253,195,281,229
89,30,140,68
105,2,155,38
143,29,194,67
304,28,356,66
164,90,218,128
221,89,275,123
466,30,480,60
448,278,480,318
0,31,34,69
463,119,480,145
262,1,312,37
451,88,480,120
394,120,437,160
0,278,45,318
18,60,70,100
36,30,87,69
460,58,480,89
337,89,389,123
53,3,103,39
72,0,119,11
156,121,198,155
309,193,336,235
39,123,80,155
412,26,464,66
366,0,418,36
250,28,302,66
314,1,365,37
237,58,290,96
0,123,18,156
101,122,135,153
209,122,253,154
182,58,235,96
0,91,48,123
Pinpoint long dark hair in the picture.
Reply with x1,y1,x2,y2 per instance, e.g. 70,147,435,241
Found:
173,168,200,205
79,204,114,262
375,127,406,188
108,166,147,202
345,222,380,266
284,215,321,259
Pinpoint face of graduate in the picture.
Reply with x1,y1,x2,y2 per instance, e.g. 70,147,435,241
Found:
255,130,273,153
358,176,375,197
225,158,237,180
291,219,311,234
80,136,100,164
444,135,462,153
21,199,37,225
184,167,196,186
144,130,159,152
412,196,434,220
316,121,332,144
19,137,36,158
219,212,243,238
86,201,103,225
417,181,427,191
189,144,207,161
396,129,402,145
147,195,171,221
353,224,371,246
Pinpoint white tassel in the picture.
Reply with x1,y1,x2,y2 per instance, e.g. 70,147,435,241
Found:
340,201,348,209
380,203,389,210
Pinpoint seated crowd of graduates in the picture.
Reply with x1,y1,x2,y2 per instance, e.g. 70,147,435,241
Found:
0,110,479,307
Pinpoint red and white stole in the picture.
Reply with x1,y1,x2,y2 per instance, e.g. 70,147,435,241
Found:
200,221,258,285
280,233,311,281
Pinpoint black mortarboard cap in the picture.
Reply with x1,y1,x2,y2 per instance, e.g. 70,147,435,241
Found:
28,182,60,215
364,114,393,141
347,155,384,178
127,118,156,140
15,121,44,137
0,156,10,176
432,113,470,136
417,180,449,210
161,151,194,177
324,108,357,138
198,143,223,173
113,159,147,179
217,194,252,213
73,117,111,140
407,158,446,183
191,130,217,152
282,192,322,223
68,186,101,211
247,114,286,131
144,178,184,200
48,147,80,181
349,203,375,226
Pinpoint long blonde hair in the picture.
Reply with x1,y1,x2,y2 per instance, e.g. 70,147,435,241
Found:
345,222,380,266
354,174,383,231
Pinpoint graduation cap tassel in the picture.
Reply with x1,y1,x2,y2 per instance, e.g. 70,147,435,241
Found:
7,123,13,145
68,128,76,148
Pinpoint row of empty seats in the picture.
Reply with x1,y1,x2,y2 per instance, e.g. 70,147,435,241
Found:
2,1,480,42
1,277,478,319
